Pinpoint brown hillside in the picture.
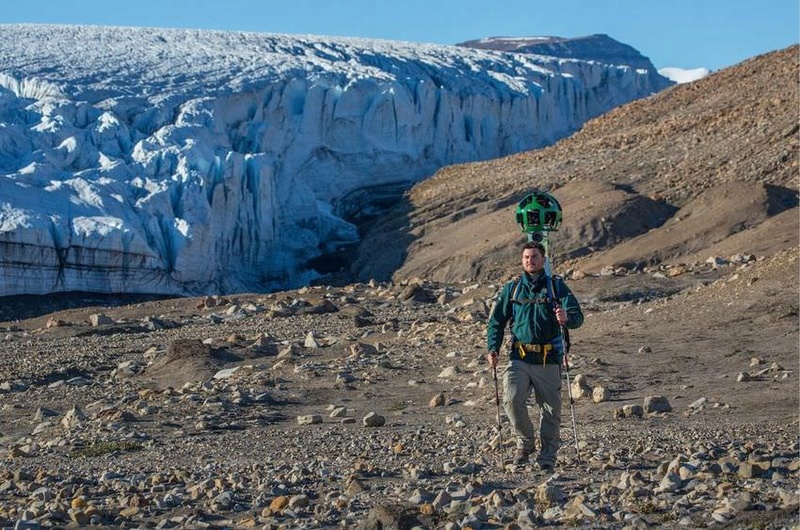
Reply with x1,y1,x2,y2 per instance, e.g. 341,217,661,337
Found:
353,45,799,283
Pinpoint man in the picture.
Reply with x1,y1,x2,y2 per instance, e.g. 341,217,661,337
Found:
486,241,584,471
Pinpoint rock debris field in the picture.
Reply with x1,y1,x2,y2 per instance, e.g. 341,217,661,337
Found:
0,249,798,530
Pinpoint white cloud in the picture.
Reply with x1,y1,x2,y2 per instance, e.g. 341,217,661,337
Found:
658,67,710,84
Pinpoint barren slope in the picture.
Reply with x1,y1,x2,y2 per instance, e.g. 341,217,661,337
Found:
353,45,799,284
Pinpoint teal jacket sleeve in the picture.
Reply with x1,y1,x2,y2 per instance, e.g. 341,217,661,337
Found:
486,282,513,352
554,277,584,329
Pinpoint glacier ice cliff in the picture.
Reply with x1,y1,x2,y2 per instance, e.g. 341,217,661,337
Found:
0,24,672,296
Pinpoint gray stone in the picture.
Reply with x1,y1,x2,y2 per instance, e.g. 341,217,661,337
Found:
362,412,386,427
297,414,322,425
643,396,672,413
88,313,114,326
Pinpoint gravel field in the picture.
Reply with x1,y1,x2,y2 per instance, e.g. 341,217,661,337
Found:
0,250,797,529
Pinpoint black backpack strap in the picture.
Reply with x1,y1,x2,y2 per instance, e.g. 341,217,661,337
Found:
552,276,571,353
507,276,523,339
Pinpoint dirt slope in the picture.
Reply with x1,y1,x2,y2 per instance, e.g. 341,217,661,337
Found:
353,45,799,284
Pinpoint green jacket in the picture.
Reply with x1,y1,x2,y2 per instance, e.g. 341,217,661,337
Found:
486,272,584,362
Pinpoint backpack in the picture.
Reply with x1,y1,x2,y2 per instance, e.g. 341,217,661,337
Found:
509,275,571,352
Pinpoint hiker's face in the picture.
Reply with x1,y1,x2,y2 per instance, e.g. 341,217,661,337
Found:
522,248,545,274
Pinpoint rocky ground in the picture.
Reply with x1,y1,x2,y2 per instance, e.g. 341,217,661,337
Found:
0,42,797,530
0,247,797,530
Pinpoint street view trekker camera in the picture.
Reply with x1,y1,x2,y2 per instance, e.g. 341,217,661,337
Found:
515,190,563,234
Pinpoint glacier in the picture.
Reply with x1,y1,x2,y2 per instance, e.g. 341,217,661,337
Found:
0,24,672,296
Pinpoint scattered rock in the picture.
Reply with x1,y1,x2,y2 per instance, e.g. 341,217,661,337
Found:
643,396,672,413
363,412,386,427
429,392,446,407
297,414,322,425
592,385,610,403
570,374,592,399
88,313,114,326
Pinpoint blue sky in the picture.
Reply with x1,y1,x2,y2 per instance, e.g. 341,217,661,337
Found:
2,0,797,71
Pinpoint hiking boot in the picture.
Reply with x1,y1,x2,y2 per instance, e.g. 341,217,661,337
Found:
512,449,530,465
535,461,554,472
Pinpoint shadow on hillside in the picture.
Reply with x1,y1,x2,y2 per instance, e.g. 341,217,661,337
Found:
313,193,416,287
766,183,800,213
0,292,175,324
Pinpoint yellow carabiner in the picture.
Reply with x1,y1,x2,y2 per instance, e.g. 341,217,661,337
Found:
542,343,553,365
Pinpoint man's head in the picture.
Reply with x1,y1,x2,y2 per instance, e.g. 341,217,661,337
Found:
521,241,546,275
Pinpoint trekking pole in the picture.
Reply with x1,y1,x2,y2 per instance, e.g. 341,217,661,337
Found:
561,344,580,458
542,241,581,459
552,298,581,458
492,363,505,468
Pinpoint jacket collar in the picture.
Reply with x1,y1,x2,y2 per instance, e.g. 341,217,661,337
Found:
523,271,543,284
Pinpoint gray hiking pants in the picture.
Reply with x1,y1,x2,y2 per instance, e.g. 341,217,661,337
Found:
502,360,562,466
